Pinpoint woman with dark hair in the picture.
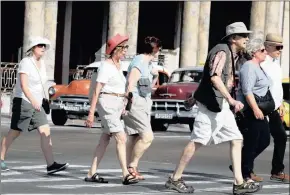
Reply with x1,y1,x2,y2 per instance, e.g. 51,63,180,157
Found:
123,36,162,180
85,34,138,185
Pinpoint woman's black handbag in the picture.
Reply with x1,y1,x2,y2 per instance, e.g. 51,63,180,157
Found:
254,89,275,116
42,98,51,114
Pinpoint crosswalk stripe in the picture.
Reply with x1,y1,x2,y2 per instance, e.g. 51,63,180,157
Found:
1,178,78,183
1,171,22,176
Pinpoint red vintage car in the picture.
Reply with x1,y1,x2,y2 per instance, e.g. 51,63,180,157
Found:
151,66,203,131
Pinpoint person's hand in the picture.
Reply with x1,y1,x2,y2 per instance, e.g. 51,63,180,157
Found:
279,105,286,117
31,100,41,111
85,112,95,128
184,96,196,110
253,107,264,120
151,68,159,76
228,98,244,113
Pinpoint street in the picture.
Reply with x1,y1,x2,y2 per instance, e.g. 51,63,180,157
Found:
1,117,289,195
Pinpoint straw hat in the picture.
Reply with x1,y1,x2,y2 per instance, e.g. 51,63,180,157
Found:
106,34,129,55
265,33,283,45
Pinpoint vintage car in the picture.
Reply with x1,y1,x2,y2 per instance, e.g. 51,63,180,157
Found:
151,66,203,131
150,66,241,132
48,59,171,126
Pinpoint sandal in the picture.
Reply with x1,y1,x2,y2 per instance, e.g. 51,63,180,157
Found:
128,166,145,180
122,173,139,185
84,173,109,183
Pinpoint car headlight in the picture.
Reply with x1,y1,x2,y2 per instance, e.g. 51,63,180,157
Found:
48,87,56,96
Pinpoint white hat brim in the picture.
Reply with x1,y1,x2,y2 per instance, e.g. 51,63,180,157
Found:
26,37,51,52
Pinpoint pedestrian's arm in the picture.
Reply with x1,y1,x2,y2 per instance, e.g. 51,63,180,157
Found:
88,82,104,116
210,51,235,104
126,68,141,96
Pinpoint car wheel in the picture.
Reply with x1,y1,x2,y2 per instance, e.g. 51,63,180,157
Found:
51,109,68,126
151,120,169,131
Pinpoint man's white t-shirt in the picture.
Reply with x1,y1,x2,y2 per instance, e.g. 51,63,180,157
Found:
96,61,126,94
261,55,284,110
14,57,47,105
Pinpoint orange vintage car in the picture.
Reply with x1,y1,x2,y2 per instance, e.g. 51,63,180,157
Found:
48,59,171,126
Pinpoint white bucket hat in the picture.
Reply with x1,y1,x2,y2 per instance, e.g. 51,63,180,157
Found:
221,22,252,41
26,36,51,53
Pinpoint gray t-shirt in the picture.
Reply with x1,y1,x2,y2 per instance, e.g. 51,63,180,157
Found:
237,61,272,108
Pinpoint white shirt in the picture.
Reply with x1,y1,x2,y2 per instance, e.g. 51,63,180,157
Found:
14,57,47,105
260,55,284,110
96,61,126,94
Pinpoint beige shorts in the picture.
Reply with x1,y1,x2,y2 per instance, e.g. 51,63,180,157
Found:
97,94,125,134
190,101,243,145
123,96,152,135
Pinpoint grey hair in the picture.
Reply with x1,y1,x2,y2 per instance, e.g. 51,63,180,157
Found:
245,38,264,56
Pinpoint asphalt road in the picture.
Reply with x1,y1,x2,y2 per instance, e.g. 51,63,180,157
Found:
1,117,289,195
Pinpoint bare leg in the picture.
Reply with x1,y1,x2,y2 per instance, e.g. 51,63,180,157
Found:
128,132,154,168
1,130,21,160
113,132,130,178
230,139,244,185
172,141,202,180
87,133,110,177
37,125,55,166
126,135,139,165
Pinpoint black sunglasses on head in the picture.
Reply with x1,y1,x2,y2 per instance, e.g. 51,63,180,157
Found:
116,45,129,49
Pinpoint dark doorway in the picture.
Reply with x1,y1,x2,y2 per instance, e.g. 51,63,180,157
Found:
70,1,106,67
137,1,178,53
1,1,25,62
208,1,252,50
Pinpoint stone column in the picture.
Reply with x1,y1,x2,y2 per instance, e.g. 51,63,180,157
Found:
265,2,281,35
281,1,289,78
249,2,266,40
43,2,58,82
108,2,128,39
23,2,45,55
126,2,139,56
180,2,200,67
197,2,211,65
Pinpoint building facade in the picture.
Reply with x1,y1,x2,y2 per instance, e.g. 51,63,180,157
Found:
1,1,289,85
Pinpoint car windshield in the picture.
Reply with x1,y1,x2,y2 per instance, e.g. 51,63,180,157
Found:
169,70,203,83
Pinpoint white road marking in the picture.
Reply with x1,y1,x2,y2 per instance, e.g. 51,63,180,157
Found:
1,178,78,183
1,171,22,176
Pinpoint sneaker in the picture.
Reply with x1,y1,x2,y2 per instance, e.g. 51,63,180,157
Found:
233,181,261,195
1,161,9,171
229,165,263,182
165,176,195,193
270,172,290,183
47,162,69,174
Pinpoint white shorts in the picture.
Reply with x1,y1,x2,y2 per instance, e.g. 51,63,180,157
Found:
97,94,125,134
190,101,243,145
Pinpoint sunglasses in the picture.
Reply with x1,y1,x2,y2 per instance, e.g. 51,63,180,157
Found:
260,49,266,53
236,33,249,38
116,45,129,49
36,44,46,48
275,45,283,51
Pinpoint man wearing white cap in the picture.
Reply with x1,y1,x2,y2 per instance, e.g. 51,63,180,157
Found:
1,36,69,174
165,22,261,194
259,33,289,183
